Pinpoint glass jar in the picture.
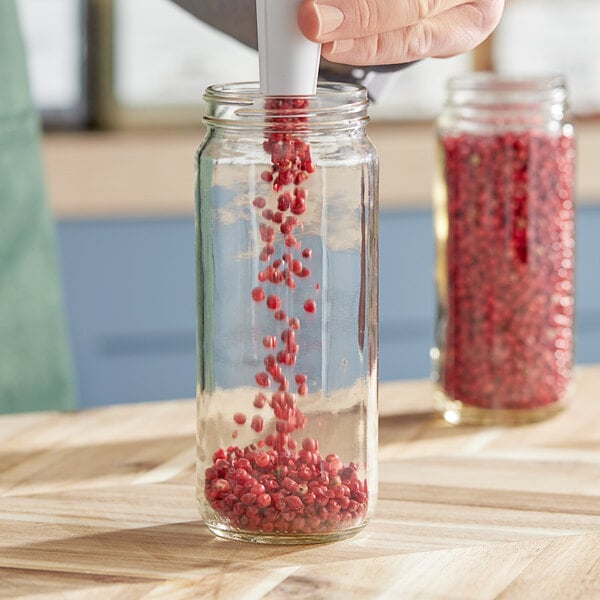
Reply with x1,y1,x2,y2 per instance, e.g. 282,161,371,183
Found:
195,82,378,544
433,73,575,425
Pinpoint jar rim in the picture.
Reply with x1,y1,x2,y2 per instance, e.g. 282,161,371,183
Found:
441,72,569,126
447,72,566,93
202,81,370,132
204,81,367,103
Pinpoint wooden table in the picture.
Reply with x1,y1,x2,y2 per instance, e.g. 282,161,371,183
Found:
1,368,599,599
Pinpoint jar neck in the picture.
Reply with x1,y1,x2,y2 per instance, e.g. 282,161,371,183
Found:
441,73,569,131
202,82,369,134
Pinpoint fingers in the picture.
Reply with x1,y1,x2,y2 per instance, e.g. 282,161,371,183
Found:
298,0,505,66
297,0,466,43
315,1,504,66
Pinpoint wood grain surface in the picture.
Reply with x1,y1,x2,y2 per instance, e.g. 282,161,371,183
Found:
1,367,599,599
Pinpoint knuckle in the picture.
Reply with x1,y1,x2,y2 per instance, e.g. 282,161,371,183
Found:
365,34,382,64
403,22,436,61
416,0,443,21
355,0,378,33
477,0,505,34
360,33,398,66
417,0,430,21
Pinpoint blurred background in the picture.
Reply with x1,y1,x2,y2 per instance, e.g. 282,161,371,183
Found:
17,0,600,408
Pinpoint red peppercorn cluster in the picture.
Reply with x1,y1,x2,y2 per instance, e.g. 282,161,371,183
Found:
261,97,316,191
205,97,368,536
439,131,575,410
205,440,368,534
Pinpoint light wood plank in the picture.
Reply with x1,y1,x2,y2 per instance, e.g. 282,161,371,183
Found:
1,368,600,597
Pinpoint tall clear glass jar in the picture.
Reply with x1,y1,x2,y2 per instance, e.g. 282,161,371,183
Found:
195,82,378,544
433,74,575,425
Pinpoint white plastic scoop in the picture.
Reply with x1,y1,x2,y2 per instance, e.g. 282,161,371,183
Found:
256,0,321,96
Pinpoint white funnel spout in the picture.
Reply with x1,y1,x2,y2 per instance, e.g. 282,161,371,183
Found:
256,0,321,96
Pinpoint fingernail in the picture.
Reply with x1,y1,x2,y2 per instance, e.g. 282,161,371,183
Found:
314,3,344,37
330,38,354,55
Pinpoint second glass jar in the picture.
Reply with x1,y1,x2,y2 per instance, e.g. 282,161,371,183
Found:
433,73,576,425
195,83,379,543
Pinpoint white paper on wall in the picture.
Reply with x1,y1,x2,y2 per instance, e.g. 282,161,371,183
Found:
114,0,259,107
493,0,600,115
16,0,83,111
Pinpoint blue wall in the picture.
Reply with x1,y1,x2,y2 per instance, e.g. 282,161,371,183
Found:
56,207,600,407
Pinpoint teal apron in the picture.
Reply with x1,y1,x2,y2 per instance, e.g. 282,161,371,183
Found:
0,0,75,412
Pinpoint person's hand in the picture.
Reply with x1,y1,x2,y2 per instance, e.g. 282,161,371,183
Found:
297,0,504,66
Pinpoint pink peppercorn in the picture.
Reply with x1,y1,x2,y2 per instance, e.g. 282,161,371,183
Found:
304,299,316,313
251,416,264,433
233,413,246,425
251,287,265,302
266,295,282,310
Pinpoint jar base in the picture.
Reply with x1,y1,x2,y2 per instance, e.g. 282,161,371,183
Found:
204,520,368,545
434,389,566,426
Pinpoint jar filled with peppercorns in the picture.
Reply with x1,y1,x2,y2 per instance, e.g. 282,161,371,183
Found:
195,82,378,543
433,73,575,425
